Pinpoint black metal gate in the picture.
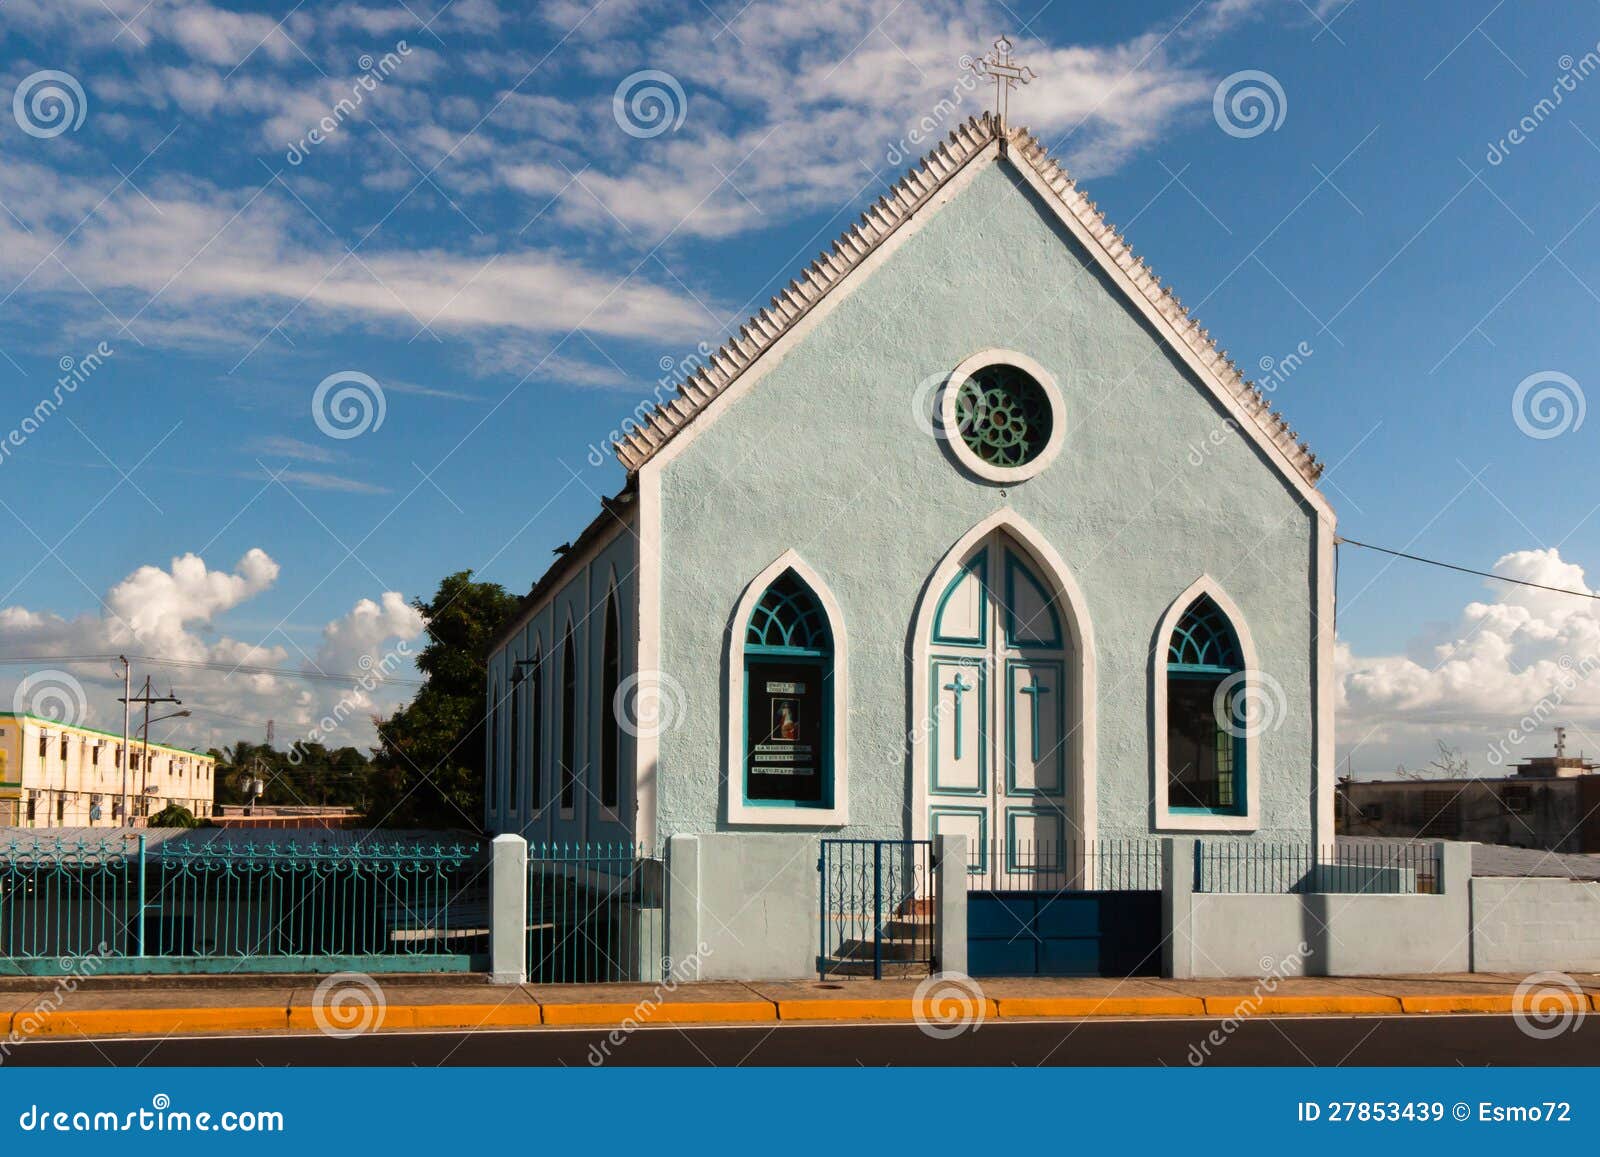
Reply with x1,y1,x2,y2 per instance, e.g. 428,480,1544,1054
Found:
967,889,1161,977
817,839,934,979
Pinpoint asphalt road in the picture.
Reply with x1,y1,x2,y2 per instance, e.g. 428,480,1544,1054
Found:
8,1014,1598,1067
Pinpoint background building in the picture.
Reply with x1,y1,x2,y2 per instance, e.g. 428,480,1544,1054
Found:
1338,730,1600,852
0,712,216,827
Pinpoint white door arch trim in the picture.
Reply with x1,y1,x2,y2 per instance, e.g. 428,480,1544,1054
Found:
909,509,1096,843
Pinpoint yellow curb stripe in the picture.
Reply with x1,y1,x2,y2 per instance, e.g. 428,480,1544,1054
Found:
776,998,1000,1022
1203,995,1403,1017
1398,994,1517,1014
21,1007,289,1038
999,996,1206,1018
541,1001,775,1026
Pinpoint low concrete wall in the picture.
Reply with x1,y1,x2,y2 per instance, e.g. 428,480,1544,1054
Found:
1169,840,1473,978
667,832,819,981
1472,876,1600,973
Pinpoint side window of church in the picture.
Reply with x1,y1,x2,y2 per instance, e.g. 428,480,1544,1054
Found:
742,570,834,808
1165,595,1246,815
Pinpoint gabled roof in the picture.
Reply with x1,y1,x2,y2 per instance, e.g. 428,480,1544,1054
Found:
613,112,1323,490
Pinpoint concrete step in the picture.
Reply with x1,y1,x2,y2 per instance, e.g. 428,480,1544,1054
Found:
818,958,932,979
833,937,932,962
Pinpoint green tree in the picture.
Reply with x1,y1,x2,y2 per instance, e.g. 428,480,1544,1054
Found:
366,571,519,829
148,803,203,828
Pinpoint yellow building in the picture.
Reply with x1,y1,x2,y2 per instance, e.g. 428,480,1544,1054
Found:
0,712,216,828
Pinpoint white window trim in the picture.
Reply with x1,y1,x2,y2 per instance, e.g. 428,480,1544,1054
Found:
938,348,1066,484
1152,575,1263,833
724,549,850,827
909,509,1097,843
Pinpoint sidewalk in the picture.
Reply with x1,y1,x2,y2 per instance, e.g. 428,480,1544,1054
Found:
4,972,1590,1040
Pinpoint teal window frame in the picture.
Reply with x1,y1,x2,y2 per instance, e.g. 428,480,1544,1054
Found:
1165,597,1246,818
741,571,836,811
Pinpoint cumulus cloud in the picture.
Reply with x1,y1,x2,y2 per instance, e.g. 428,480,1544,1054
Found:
1339,548,1600,775
0,549,426,755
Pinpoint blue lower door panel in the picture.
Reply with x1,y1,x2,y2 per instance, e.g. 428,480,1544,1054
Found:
967,891,1160,977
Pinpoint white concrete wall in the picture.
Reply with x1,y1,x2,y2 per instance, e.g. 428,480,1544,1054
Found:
1168,840,1473,977
1472,876,1600,973
667,832,818,980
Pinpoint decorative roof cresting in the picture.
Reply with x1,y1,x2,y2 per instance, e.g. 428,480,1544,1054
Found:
612,112,1323,486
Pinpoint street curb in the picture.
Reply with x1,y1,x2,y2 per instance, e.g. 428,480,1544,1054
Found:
10,991,1580,1038
775,998,1001,1022
997,996,1206,1017
541,1002,776,1027
1201,995,1404,1017
16,1007,289,1038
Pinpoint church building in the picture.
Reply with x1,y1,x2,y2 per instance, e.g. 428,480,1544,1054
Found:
484,110,1337,867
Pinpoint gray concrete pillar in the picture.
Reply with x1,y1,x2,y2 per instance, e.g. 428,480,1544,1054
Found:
489,833,527,984
1161,837,1197,979
666,834,701,981
934,834,968,976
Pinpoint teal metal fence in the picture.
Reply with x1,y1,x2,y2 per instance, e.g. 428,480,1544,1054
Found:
1195,841,1441,894
526,842,664,984
0,834,488,975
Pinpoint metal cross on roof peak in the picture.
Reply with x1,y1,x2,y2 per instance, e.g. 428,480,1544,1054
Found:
965,35,1037,129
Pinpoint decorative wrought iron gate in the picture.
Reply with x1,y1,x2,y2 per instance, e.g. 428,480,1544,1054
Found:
817,839,934,979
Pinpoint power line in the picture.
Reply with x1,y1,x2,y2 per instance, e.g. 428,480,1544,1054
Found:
1337,536,1600,601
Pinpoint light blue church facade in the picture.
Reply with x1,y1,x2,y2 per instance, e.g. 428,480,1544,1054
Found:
485,114,1337,869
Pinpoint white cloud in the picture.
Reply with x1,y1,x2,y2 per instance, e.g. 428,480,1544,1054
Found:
1339,548,1600,775
0,549,426,755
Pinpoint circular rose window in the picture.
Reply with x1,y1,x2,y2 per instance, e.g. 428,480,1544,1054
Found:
940,350,1064,483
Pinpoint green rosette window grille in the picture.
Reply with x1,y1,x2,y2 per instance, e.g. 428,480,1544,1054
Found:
954,364,1054,468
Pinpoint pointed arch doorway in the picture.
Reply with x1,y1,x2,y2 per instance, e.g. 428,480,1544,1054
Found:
913,516,1094,889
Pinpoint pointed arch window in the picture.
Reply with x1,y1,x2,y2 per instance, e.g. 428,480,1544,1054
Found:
741,569,836,810
559,625,577,814
600,590,621,812
527,647,544,813
508,661,521,816
487,678,501,820
1164,595,1245,815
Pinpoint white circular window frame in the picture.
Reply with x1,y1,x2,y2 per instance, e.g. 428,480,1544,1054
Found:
939,349,1065,484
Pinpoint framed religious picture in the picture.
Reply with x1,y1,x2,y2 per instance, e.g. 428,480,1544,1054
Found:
744,661,827,804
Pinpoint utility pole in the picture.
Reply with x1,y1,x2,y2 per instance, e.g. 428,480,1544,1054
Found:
122,676,180,826
116,657,131,826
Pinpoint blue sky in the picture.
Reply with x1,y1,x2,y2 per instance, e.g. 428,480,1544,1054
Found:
1,0,1597,774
